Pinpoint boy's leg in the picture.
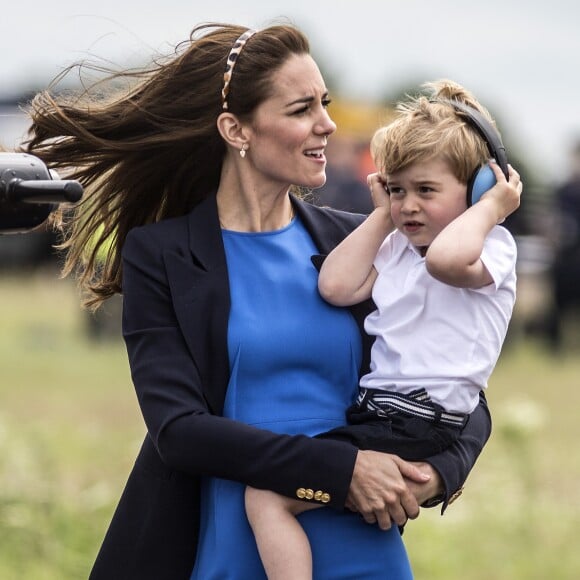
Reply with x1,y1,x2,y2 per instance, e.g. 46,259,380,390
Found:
245,486,321,580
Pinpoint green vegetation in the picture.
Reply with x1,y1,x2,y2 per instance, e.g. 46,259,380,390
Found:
407,340,580,579
1,272,578,579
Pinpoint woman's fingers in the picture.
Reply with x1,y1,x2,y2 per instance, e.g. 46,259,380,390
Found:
346,450,425,529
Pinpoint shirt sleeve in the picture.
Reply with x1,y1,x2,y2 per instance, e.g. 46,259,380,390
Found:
373,230,400,272
476,226,517,294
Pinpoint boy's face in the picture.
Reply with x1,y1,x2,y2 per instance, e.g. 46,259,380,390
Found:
386,157,467,253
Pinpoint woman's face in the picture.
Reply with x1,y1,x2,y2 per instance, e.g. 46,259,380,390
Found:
244,53,336,190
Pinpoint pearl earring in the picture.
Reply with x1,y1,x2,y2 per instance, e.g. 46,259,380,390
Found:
240,144,248,159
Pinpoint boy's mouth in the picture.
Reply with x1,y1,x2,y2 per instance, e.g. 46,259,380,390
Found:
403,220,423,232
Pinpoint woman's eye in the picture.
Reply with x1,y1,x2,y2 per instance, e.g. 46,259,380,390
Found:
322,98,332,108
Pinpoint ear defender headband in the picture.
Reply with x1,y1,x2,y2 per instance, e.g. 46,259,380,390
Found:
438,99,509,206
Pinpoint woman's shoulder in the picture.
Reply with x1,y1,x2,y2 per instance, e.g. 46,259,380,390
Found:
130,214,189,239
296,198,367,231
123,214,190,258
305,200,367,222
294,198,368,253
125,193,219,248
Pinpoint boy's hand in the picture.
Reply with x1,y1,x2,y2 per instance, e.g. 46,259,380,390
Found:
367,173,391,211
481,161,523,223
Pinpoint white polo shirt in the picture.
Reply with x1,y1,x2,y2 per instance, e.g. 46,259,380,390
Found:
359,227,517,414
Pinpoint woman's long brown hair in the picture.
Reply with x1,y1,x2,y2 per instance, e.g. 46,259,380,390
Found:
22,23,309,308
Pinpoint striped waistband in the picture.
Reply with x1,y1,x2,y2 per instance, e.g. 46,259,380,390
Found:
355,387,468,428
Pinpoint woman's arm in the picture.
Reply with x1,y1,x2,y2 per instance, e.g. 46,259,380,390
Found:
122,226,357,506
409,393,492,512
122,224,427,521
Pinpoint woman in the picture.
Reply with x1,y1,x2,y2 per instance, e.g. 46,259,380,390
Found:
24,23,492,579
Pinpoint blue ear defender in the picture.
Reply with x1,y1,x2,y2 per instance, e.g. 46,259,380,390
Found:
436,99,509,207
468,163,497,205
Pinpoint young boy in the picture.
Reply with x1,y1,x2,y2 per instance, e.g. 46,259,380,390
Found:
245,79,523,580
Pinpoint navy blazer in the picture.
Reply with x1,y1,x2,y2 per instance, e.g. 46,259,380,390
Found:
90,194,491,579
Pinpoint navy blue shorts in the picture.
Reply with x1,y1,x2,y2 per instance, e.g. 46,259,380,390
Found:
316,398,465,460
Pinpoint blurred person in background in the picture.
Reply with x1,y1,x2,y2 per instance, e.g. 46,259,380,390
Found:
546,140,580,351
23,23,492,579
314,135,374,214
245,80,522,580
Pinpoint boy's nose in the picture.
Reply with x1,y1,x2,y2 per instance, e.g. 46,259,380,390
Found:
401,196,419,213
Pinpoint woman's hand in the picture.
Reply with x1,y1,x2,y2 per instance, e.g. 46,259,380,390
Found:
345,450,430,530
406,461,444,506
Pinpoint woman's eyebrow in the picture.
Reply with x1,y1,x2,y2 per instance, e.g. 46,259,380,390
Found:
285,96,315,108
285,91,329,108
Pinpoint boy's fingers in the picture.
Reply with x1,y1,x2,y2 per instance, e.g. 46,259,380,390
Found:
507,164,523,192
489,161,524,196
488,159,508,182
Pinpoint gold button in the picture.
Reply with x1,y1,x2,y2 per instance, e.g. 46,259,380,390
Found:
305,488,314,500
321,493,331,504
314,490,323,501
296,488,306,499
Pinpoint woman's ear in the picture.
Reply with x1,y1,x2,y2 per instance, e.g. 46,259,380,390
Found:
217,112,249,151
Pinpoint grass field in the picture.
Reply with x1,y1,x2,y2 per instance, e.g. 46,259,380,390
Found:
1,270,579,579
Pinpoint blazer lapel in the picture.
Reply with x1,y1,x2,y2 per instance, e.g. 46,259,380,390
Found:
292,195,353,255
292,195,367,269
164,195,231,415
293,197,375,375
164,194,371,416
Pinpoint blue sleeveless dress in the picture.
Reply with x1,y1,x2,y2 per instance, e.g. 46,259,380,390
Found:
190,217,412,579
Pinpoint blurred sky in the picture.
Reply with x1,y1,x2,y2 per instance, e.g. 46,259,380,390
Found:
1,0,579,183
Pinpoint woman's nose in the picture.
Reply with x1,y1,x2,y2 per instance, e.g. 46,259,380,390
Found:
316,108,337,136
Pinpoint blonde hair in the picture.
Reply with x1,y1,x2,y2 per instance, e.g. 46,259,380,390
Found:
371,79,498,183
